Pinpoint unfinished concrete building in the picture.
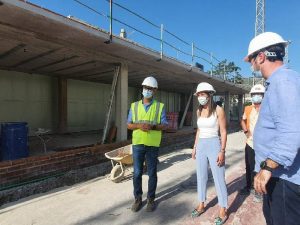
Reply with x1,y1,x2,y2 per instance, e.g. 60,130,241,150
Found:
0,0,248,203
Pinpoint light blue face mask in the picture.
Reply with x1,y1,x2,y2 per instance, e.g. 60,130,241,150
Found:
198,96,208,105
142,89,153,99
250,66,262,77
252,94,263,104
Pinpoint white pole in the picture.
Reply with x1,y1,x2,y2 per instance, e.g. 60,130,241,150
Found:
160,24,164,59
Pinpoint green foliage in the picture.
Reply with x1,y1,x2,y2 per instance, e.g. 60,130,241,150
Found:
244,101,252,107
208,60,244,84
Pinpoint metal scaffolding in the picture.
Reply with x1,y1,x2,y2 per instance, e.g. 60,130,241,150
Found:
255,0,265,36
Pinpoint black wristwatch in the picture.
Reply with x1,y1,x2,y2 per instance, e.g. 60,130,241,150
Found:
260,160,273,172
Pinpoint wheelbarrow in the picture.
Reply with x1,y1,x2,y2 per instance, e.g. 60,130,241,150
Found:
104,144,133,183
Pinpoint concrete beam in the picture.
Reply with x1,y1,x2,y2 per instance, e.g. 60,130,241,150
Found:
58,77,68,133
115,63,128,141
0,0,249,95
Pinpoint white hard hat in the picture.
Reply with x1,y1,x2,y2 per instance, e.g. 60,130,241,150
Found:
194,82,216,96
142,76,158,88
250,84,265,94
244,32,288,62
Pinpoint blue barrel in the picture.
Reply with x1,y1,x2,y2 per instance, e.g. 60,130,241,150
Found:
1,122,29,161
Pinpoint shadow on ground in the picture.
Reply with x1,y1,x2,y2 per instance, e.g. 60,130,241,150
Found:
73,152,246,225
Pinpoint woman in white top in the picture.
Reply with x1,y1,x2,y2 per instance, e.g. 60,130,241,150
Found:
191,82,228,225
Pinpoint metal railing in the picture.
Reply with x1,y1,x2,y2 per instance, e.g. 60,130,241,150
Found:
31,0,242,82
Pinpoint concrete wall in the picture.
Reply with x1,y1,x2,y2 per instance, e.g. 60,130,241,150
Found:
0,70,58,135
0,70,182,134
156,91,181,112
67,79,114,132
68,83,181,132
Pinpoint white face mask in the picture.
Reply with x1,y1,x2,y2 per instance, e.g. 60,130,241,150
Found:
252,94,263,104
198,96,208,105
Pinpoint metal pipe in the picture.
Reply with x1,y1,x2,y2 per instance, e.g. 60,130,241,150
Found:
102,65,120,144
191,42,194,66
160,24,164,59
210,52,213,76
109,0,113,41
179,91,193,129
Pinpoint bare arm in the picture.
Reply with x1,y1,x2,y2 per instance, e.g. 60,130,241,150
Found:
240,110,251,138
217,106,227,152
127,123,151,132
154,124,167,131
216,106,227,166
240,119,247,133
193,128,200,148
193,109,200,148
127,123,141,130
127,123,166,131
192,110,200,159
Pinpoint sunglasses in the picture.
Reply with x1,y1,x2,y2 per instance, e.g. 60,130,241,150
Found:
143,86,155,91
249,53,258,62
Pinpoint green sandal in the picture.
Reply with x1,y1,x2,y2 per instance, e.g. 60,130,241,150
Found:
214,215,228,225
191,208,205,218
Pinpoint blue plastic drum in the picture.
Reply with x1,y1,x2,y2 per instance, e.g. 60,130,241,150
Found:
1,122,29,160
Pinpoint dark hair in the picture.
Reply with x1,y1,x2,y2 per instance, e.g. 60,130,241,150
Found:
250,43,286,62
215,101,223,107
265,44,285,62
197,94,217,117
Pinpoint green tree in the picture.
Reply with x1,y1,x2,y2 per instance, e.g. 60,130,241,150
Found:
208,60,243,84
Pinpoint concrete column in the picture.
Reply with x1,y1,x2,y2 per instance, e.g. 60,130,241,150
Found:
238,94,244,121
58,77,68,133
224,91,230,124
115,63,128,141
192,94,198,128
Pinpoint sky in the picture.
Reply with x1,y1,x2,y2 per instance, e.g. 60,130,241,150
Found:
28,0,300,78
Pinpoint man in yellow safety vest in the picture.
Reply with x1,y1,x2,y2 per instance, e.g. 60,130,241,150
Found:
127,76,168,212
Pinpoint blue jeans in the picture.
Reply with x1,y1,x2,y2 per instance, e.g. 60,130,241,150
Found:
263,177,300,225
132,144,159,199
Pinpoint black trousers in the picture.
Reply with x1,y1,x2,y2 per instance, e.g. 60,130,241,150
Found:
245,144,256,189
263,177,300,225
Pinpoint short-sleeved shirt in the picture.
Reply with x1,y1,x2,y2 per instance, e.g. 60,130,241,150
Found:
242,106,259,148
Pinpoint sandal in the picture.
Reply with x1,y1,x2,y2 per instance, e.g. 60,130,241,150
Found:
214,215,228,225
191,208,205,218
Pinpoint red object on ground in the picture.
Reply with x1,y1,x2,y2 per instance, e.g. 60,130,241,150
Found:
166,112,179,132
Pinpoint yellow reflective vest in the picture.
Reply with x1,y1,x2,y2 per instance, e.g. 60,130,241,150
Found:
131,100,164,147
